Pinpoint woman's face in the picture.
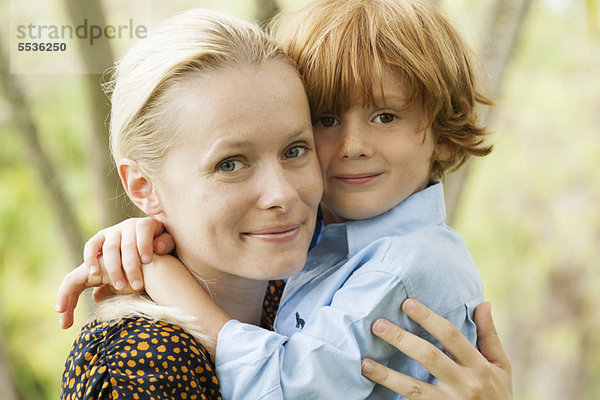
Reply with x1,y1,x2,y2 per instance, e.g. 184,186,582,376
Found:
153,61,322,282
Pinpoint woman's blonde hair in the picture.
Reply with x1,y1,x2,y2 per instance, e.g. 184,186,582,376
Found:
271,0,492,179
106,8,295,177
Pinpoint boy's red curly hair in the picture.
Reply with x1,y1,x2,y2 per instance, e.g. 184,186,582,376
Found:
271,0,493,179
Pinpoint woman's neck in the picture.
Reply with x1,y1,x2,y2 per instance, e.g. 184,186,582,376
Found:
206,276,267,325
185,265,268,326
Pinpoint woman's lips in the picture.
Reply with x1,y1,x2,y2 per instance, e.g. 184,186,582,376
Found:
334,172,382,186
242,223,302,243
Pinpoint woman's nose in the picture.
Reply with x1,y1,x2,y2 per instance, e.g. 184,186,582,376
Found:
256,165,299,212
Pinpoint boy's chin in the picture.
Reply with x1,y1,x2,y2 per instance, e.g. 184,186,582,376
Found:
322,202,394,224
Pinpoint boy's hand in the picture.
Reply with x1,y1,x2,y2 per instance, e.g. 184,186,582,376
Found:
361,300,513,400
84,217,175,292
55,257,143,329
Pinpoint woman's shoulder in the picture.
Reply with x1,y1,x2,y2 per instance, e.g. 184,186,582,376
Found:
61,316,222,400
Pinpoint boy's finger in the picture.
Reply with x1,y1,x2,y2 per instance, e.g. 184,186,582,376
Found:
361,358,443,399
56,264,88,311
92,285,116,302
474,302,510,369
137,218,164,262
153,232,175,255
56,264,89,329
121,226,144,291
102,232,126,290
402,299,480,366
371,318,461,384
83,232,105,275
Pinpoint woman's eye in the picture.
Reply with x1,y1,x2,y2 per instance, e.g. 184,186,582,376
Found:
316,116,339,128
217,159,245,173
283,146,307,159
373,113,396,124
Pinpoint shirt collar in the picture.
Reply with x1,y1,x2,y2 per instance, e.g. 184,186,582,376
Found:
322,181,446,258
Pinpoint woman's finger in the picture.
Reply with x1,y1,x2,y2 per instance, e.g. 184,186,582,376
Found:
474,302,511,370
401,299,482,366
361,358,444,400
371,318,462,384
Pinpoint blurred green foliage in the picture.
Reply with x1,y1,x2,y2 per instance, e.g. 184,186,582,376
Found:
0,0,599,399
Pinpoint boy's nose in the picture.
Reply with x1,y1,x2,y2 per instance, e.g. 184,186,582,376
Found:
338,125,373,159
257,164,299,212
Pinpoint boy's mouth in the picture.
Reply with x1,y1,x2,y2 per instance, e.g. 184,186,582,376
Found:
334,172,382,186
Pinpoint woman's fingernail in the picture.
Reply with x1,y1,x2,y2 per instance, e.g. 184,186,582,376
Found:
131,280,143,290
89,265,98,274
373,319,389,334
361,360,374,374
115,280,125,290
141,254,152,264
404,298,417,312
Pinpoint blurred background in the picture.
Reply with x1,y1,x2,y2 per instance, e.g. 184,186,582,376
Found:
0,0,598,398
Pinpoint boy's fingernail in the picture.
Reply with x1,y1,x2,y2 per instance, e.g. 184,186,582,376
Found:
55,304,61,312
403,299,417,312
361,360,374,374
89,265,98,274
141,254,152,264
131,280,143,290
115,280,125,290
373,319,389,334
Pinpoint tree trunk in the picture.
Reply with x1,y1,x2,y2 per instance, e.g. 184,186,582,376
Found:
254,0,280,27
0,333,19,400
0,34,84,266
444,0,533,225
62,0,140,226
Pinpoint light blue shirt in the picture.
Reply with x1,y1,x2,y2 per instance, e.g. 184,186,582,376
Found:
215,182,484,399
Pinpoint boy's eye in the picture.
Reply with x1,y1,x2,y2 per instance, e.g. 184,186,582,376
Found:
373,113,396,124
283,146,307,159
316,116,340,128
217,159,245,173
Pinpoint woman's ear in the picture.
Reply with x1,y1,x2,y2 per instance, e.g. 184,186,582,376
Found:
118,159,162,215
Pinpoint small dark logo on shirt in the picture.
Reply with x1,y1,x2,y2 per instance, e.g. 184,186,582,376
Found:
295,312,305,329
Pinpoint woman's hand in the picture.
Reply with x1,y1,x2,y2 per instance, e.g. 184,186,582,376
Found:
83,217,174,292
361,300,512,399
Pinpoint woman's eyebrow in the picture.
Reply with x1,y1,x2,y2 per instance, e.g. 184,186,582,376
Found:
204,126,312,159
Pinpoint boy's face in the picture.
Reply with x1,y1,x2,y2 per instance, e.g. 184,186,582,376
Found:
313,69,445,224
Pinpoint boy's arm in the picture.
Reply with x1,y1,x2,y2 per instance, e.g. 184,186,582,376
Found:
141,255,229,355
56,217,176,328
215,268,414,400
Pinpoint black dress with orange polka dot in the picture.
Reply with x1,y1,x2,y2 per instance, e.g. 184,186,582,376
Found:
61,280,285,400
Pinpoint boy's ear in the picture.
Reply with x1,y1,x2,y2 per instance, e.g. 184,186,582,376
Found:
118,159,162,215
433,136,453,162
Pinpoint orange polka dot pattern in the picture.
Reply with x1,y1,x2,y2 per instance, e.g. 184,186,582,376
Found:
60,317,222,400
60,281,285,399
261,280,285,331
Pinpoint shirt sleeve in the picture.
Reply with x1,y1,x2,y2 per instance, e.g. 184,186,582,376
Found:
215,268,416,400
